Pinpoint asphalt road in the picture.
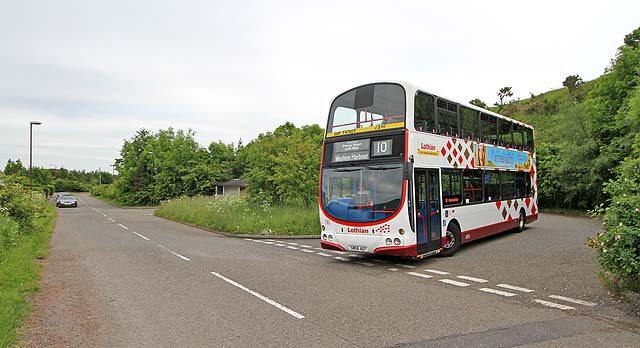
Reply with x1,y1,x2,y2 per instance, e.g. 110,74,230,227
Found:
23,194,640,347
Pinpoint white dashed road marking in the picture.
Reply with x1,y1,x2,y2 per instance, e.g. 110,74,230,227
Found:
117,223,129,230
439,279,470,287
424,269,450,275
108,218,115,222
496,284,535,293
300,245,313,248
548,295,597,307
299,249,315,253
275,243,286,247
286,246,299,250
316,252,332,257
133,232,150,241
407,272,433,279
157,245,190,261
457,275,488,283
479,288,517,297
395,264,416,269
334,256,350,262
533,299,575,310
388,268,399,272
211,271,305,319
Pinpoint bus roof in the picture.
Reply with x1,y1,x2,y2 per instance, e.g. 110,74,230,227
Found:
333,80,534,130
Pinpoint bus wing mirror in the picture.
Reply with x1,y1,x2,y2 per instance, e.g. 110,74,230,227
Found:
403,161,413,180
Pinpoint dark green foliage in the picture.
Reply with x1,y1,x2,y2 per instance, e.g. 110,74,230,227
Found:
108,128,237,205
237,122,324,206
469,98,488,109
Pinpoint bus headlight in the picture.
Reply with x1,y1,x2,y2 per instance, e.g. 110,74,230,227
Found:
322,234,327,241
328,234,334,241
385,238,393,246
393,238,401,246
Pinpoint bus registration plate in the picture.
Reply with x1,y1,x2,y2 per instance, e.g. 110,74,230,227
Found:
349,245,367,251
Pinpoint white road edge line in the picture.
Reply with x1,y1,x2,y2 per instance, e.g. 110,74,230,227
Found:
439,279,470,287
407,272,433,279
548,295,597,307
117,223,129,230
132,232,150,241
157,245,190,261
479,288,517,297
210,271,305,319
533,299,575,310
424,269,449,275
496,284,535,293
457,275,488,283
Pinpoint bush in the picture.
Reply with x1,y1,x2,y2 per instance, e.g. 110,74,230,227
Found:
0,177,46,232
0,213,20,252
589,153,640,293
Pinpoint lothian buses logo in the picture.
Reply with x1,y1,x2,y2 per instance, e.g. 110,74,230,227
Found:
347,227,369,234
417,143,438,156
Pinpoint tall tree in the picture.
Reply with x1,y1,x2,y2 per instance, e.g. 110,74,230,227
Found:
562,74,583,95
497,87,514,109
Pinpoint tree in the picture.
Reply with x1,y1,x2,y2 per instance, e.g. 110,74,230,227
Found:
562,74,583,95
469,99,488,109
238,122,324,205
497,87,514,109
3,159,27,177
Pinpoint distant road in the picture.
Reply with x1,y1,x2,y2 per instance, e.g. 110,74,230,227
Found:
22,194,639,348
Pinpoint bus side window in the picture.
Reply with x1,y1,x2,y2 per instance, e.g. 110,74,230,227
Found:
437,98,459,137
484,171,500,202
480,113,497,145
460,106,479,141
498,119,513,147
524,127,534,151
414,92,435,133
442,169,462,206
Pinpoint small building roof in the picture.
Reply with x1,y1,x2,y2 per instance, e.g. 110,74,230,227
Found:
215,179,247,187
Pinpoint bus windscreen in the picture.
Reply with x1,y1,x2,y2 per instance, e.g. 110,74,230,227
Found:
328,83,405,135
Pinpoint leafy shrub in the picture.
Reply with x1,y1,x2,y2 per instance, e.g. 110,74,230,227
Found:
0,213,20,252
589,152,640,292
0,176,46,232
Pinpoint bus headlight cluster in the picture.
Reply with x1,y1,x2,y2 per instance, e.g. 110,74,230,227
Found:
322,234,334,242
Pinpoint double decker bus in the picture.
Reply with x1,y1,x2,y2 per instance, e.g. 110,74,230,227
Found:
319,82,538,258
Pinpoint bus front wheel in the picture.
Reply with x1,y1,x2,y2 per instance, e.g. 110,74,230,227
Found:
439,223,461,257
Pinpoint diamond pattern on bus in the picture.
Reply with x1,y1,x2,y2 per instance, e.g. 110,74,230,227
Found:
441,139,475,169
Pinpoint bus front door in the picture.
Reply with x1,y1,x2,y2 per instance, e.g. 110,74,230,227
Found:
415,169,442,255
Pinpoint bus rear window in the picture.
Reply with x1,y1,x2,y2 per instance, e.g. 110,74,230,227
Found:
328,84,405,134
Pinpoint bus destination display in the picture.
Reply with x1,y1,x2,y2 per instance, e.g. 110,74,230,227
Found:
332,139,393,162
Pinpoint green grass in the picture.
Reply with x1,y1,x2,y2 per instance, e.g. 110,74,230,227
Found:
155,195,320,235
0,205,56,348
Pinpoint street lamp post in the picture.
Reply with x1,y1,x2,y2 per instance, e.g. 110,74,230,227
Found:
29,121,42,195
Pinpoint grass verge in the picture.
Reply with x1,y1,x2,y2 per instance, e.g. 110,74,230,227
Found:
0,205,56,348
155,195,319,235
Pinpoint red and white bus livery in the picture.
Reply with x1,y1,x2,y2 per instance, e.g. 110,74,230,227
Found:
319,82,538,258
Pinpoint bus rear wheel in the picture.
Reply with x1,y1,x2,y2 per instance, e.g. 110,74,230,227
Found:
439,223,461,257
514,210,526,233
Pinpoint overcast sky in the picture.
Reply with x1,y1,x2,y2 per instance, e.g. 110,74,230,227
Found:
1,0,639,171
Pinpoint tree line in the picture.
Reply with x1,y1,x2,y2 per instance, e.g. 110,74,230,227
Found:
2,159,114,195
94,123,323,206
